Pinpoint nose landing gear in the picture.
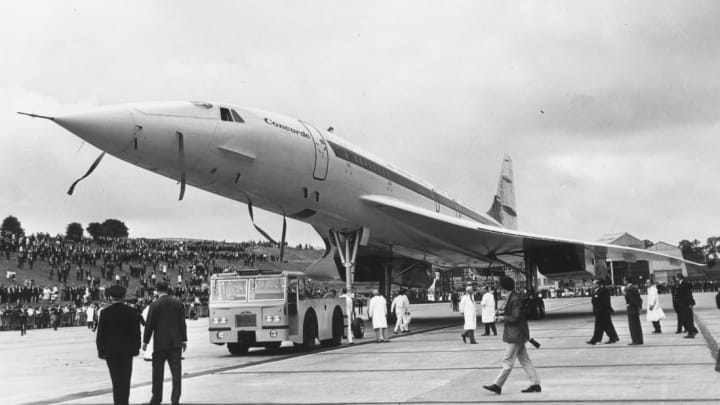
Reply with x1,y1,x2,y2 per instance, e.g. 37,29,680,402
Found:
330,228,367,343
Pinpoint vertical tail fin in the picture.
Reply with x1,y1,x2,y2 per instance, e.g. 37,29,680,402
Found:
487,155,518,229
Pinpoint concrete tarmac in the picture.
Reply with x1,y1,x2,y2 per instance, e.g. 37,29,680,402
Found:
3,293,719,404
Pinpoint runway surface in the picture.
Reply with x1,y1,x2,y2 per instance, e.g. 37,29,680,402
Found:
3,293,719,404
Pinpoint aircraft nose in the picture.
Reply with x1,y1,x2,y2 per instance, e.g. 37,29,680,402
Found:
54,105,135,154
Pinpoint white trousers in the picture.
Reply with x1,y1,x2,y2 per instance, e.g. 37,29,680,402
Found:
394,311,408,332
494,342,540,387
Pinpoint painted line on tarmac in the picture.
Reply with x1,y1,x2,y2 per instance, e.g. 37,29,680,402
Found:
25,350,320,405
312,343,707,355
26,322,460,405
218,361,715,374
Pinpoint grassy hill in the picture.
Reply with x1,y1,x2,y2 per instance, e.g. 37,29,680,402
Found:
2,242,324,294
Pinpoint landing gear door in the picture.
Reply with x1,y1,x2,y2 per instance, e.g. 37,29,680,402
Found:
299,121,329,181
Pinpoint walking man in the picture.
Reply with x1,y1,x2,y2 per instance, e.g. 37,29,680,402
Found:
459,286,478,344
141,298,154,361
483,277,541,395
624,277,643,345
586,279,619,345
676,273,698,338
480,286,497,336
143,281,187,405
96,285,141,405
367,289,388,343
390,288,410,333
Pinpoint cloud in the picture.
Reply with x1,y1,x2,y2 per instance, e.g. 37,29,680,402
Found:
2,0,719,247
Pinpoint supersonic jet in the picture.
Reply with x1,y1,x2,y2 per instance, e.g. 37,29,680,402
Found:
19,101,704,291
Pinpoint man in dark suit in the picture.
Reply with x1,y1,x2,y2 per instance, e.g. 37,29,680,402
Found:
483,276,541,395
676,273,698,338
143,280,187,405
624,277,643,345
96,285,141,405
586,279,619,345
670,276,685,333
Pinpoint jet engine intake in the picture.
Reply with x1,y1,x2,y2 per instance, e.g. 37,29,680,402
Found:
334,255,435,289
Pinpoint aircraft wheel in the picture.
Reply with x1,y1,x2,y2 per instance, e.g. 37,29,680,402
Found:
352,317,365,339
227,342,249,355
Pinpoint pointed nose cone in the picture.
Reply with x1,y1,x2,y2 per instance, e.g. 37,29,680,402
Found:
55,105,134,154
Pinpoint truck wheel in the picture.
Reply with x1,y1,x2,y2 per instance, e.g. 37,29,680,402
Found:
352,317,365,339
322,307,344,346
300,311,317,351
227,342,249,355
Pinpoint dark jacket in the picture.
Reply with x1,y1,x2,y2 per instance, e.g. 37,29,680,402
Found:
676,280,696,309
502,291,529,344
96,302,141,358
670,284,680,307
592,286,613,314
624,284,643,315
143,294,187,351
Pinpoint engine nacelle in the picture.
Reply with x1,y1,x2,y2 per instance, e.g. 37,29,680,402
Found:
334,255,435,289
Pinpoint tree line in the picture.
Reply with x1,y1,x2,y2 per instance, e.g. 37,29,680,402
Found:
2,214,716,260
0,215,319,250
1,215,128,240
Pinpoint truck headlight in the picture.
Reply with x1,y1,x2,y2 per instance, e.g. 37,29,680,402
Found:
212,317,219,325
273,315,281,322
220,317,228,324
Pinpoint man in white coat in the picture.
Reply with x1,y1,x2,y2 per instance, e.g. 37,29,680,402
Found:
481,287,498,336
646,279,665,333
367,289,389,343
86,303,96,330
390,289,410,334
459,286,478,344
141,299,154,360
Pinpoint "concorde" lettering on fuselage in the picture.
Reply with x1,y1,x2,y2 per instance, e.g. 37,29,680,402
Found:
264,118,310,139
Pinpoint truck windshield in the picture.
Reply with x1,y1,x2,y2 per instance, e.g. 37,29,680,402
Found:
211,279,248,301
251,277,286,300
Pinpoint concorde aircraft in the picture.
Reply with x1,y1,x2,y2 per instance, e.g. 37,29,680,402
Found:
18,101,704,290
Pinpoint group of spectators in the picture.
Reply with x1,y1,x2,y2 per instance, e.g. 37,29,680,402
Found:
0,302,91,332
0,230,293,331
1,232,279,274
543,279,719,299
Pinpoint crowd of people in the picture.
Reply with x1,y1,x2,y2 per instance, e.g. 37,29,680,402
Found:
585,274,701,347
0,230,289,331
1,231,282,274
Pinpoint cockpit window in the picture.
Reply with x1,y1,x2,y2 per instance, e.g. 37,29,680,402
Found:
220,108,233,122
220,107,244,123
231,109,245,123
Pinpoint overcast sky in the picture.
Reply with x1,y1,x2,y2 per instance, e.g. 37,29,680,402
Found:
1,0,718,248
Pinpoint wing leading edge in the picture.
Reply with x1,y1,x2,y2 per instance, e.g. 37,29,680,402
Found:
360,194,702,279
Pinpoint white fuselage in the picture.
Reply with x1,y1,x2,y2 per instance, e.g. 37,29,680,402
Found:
53,101,504,269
